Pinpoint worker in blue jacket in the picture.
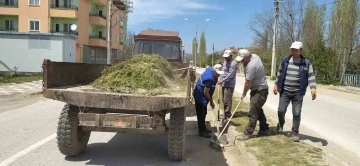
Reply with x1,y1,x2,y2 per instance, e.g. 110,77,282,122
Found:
193,64,224,138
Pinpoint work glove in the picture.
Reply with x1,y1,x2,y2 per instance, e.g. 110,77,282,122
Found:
273,87,278,95
311,91,317,100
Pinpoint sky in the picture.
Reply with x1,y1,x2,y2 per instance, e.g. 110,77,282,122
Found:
127,0,333,54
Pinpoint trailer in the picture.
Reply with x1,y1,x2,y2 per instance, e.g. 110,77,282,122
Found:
41,30,196,161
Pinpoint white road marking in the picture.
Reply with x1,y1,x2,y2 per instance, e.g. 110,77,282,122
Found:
0,133,56,166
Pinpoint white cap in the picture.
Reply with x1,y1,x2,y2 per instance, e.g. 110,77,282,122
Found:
235,49,250,62
290,41,303,49
213,64,224,75
223,49,233,58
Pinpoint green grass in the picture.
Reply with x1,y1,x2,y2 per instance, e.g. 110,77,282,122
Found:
246,136,324,166
0,74,42,84
93,54,188,96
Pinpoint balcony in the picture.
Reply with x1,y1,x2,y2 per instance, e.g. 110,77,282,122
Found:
89,12,106,26
50,4,79,18
0,0,18,7
0,27,18,32
89,34,106,47
50,30,78,36
89,0,107,6
0,1,19,15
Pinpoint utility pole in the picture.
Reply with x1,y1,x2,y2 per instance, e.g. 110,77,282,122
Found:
270,0,281,78
212,43,214,66
106,0,113,64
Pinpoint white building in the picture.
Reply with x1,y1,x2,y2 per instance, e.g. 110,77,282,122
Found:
0,32,77,73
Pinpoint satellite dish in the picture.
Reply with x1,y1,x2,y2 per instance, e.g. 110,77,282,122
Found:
70,24,77,31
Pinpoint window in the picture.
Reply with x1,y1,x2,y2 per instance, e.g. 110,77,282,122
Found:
29,20,40,31
120,20,124,27
29,0,40,6
116,17,119,23
5,0,15,5
5,20,14,30
63,23,71,33
116,34,118,42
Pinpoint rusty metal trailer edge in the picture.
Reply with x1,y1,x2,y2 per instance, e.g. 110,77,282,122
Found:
41,59,195,161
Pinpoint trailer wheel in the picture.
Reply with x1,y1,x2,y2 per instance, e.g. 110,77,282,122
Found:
57,104,91,156
168,108,186,161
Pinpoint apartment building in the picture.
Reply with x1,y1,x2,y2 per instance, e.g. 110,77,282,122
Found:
0,0,126,64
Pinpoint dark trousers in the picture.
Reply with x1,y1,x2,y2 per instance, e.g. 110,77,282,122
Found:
195,100,207,132
244,89,269,135
222,87,234,114
278,90,304,134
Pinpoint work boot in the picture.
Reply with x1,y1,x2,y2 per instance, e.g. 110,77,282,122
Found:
258,130,271,136
205,128,212,133
199,132,211,138
225,112,231,120
238,133,251,141
291,133,300,142
276,123,283,134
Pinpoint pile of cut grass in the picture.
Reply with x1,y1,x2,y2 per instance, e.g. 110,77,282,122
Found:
92,54,179,95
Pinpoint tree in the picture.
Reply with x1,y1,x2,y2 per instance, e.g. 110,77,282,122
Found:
119,30,135,61
328,0,360,83
192,37,198,66
199,32,207,67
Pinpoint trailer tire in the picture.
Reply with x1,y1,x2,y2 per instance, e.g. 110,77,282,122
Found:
57,104,91,156
168,108,186,161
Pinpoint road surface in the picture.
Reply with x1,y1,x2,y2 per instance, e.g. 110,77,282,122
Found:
197,68,360,164
0,93,248,166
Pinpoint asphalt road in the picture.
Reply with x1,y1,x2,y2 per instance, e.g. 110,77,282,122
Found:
0,93,247,166
197,68,360,164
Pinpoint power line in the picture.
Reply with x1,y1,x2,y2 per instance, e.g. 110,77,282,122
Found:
216,31,252,50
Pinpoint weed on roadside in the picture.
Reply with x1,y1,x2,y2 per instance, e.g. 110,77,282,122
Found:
0,74,42,84
245,135,324,166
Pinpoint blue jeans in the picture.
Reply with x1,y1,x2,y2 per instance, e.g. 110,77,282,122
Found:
278,90,304,134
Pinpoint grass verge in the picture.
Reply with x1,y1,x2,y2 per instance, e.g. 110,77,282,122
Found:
0,74,42,84
209,80,324,166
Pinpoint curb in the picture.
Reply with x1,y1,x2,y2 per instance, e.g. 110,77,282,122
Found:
227,126,259,166
30,91,43,95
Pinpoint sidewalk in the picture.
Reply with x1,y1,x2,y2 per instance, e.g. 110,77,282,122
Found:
0,80,42,96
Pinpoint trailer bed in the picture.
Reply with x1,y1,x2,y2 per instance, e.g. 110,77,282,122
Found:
42,60,193,112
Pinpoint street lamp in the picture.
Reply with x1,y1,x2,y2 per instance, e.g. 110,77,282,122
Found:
184,18,210,69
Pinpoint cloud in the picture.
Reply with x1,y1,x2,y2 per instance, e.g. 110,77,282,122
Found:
128,0,222,25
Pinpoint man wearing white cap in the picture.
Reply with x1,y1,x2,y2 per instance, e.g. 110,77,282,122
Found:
273,41,317,142
217,49,238,119
235,49,270,140
193,64,224,138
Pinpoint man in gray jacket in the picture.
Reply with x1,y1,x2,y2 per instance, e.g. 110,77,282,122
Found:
217,49,238,119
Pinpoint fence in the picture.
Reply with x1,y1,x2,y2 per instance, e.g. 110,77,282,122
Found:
343,74,360,87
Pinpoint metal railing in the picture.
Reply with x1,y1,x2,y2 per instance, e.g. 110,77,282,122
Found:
0,1,18,7
50,4,78,10
50,30,78,35
343,74,360,87
0,27,18,32
89,35,106,40
89,12,106,20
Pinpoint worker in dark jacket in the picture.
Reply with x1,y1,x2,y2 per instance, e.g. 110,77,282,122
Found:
193,64,224,138
273,41,317,142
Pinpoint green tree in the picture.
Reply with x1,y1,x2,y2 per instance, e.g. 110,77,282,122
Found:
199,32,207,67
328,0,360,82
192,37,198,66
